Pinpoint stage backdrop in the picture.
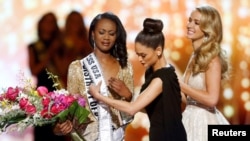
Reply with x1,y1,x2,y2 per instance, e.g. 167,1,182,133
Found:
0,0,250,141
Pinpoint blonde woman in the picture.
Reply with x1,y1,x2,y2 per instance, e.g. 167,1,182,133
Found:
179,5,230,141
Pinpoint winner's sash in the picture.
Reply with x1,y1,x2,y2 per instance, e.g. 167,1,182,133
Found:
82,53,113,141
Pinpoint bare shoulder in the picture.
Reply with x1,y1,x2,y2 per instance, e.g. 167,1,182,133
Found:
208,56,221,68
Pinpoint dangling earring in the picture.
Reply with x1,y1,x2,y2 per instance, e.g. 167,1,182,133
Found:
203,36,208,43
93,39,96,48
157,53,161,58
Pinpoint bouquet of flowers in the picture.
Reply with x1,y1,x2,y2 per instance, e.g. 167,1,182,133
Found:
0,71,90,141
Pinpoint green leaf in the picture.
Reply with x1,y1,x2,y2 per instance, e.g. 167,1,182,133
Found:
52,101,90,124
53,108,70,122
75,106,90,124
70,131,86,141
8,115,26,123
0,113,26,131
69,101,78,115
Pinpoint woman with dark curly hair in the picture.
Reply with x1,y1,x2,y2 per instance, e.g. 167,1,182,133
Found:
53,12,134,141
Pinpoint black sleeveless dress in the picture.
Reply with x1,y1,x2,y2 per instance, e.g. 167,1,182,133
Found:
140,65,187,141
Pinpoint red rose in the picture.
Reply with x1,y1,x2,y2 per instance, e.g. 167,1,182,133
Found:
25,104,36,115
41,108,54,119
5,87,19,101
50,104,66,115
37,86,48,97
42,97,51,107
19,97,29,110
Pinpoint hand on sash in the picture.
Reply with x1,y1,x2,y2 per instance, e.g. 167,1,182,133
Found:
89,81,102,101
108,77,132,101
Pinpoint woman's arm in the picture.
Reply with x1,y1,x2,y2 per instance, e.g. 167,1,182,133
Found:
179,56,221,107
28,46,51,76
89,78,162,116
108,77,132,101
108,62,134,101
28,40,60,76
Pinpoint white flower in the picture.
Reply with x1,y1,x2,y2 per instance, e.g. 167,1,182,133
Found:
0,108,3,115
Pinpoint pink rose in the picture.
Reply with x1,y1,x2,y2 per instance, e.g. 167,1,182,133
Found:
37,86,48,97
77,97,86,107
0,95,4,101
55,95,67,105
66,95,76,105
55,95,75,107
47,91,55,98
74,94,86,107
5,87,19,101
25,104,36,115
19,98,29,110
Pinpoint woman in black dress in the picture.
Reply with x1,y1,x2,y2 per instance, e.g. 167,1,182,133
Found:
89,18,187,141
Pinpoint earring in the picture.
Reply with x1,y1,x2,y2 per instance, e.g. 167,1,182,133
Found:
203,36,208,43
93,39,96,48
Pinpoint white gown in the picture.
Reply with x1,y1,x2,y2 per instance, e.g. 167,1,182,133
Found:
182,72,229,141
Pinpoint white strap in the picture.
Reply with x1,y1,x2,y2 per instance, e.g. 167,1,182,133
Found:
82,53,113,141
81,61,98,120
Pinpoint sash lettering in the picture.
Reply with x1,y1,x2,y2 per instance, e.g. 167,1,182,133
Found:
82,53,113,141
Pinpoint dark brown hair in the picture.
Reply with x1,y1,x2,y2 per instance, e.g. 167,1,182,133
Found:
135,18,165,50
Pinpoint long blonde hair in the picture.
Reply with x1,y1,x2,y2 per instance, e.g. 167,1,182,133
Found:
192,5,229,80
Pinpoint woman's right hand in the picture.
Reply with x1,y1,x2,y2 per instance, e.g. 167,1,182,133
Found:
53,120,73,135
108,77,132,101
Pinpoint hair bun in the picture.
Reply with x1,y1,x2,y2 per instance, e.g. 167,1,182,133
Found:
143,18,163,34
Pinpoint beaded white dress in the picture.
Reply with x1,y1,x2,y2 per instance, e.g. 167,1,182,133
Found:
182,72,229,141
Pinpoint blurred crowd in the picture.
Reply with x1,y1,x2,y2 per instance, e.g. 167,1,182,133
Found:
28,10,93,141
0,10,93,141
28,10,92,91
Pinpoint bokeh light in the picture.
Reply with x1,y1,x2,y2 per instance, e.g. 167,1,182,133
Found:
224,104,234,118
